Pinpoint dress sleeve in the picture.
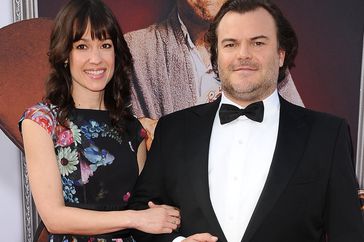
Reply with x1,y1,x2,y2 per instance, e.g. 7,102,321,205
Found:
18,103,57,137
129,117,147,152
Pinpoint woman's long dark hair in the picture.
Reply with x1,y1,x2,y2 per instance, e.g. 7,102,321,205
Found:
45,0,133,132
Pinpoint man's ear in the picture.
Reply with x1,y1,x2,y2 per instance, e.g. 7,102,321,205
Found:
278,48,286,67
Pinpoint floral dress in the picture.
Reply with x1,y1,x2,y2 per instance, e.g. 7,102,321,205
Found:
19,102,146,242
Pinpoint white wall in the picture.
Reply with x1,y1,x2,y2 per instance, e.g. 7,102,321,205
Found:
0,0,25,241
0,0,12,28
0,131,23,241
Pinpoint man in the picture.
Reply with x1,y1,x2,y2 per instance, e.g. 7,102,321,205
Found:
129,0,364,241
124,0,303,119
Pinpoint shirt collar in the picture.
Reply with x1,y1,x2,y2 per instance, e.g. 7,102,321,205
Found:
177,13,196,50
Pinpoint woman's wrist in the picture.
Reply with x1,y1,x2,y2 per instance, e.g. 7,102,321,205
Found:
123,210,140,229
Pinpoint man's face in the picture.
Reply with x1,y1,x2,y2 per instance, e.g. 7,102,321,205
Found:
216,8,285,106
186,0,227,21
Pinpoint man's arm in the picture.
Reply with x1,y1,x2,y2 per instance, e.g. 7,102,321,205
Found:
129,118,219,242
324,120,364,241
129,120,182,242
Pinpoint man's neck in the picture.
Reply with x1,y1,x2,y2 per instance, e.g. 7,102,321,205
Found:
222,88,278,108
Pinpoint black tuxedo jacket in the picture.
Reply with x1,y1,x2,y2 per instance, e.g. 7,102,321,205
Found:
129,97,364,242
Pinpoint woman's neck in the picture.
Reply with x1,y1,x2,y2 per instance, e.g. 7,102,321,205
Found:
73,94,106,110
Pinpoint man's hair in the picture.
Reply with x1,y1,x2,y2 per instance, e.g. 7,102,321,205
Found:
205,0,298,83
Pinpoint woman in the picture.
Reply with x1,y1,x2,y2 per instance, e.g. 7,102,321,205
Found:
19,0,180,241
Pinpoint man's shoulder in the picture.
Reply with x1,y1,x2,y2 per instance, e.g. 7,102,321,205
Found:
281,97,346,127
159,102,216,123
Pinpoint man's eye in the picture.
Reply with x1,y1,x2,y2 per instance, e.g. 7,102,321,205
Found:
253,41,265,46
224,43,235,48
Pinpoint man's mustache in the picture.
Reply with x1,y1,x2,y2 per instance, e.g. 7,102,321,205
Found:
230,60,260,71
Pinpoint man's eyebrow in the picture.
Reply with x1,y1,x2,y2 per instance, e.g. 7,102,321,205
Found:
221,38,238,43
220,35,270,43
251,35,269,41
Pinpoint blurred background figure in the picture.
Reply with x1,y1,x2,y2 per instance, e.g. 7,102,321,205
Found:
125,0,303,119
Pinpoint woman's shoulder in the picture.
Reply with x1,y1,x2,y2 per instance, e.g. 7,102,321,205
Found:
19,102,59,135
126,116,145,133
125,116,147,148
25,102,56,113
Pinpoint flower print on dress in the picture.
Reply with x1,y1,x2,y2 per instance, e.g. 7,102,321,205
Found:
55,125,74,147
81,120,106,140
123,192,131,202
80,159,94,185
21,102,57,136
128,141,135,152
81,119,123,144
70,121,82,146
102,128,123,144
83,143,115,172
57,147,79,176
33,114,53,135
62,176,79,203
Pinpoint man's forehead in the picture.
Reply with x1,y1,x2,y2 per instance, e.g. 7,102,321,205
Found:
216,8,277,39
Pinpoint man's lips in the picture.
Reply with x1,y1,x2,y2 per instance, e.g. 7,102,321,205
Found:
233,66,258,71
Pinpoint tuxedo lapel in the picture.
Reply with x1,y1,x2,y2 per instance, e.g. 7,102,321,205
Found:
185,99,228,241
242,98,310,242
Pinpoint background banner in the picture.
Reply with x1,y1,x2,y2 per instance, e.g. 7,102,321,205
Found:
38,0,364,152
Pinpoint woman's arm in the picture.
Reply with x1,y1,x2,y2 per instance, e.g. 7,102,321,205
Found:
138,117,158,150
22,119,179,235
136,139,147,174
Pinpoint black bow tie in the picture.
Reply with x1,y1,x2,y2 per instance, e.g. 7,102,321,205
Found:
219,101,264,124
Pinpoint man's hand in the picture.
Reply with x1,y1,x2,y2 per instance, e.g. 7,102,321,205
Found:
182,233,218,242
359,189,364,210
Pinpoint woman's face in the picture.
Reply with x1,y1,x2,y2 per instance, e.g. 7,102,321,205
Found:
69,22,115,99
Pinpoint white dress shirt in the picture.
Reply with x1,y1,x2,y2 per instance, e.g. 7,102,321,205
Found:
208,90,280,242
173,90,280,242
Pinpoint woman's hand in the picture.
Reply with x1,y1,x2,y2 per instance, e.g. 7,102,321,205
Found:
132,201,180,234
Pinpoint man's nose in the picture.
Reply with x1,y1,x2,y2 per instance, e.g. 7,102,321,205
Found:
237,43,252,59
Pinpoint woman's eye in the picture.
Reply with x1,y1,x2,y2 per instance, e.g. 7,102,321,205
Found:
102,43,113,49
76,44,87,50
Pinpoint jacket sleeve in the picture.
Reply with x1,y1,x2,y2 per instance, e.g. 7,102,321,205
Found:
128,118,182,242
324,119,364,242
